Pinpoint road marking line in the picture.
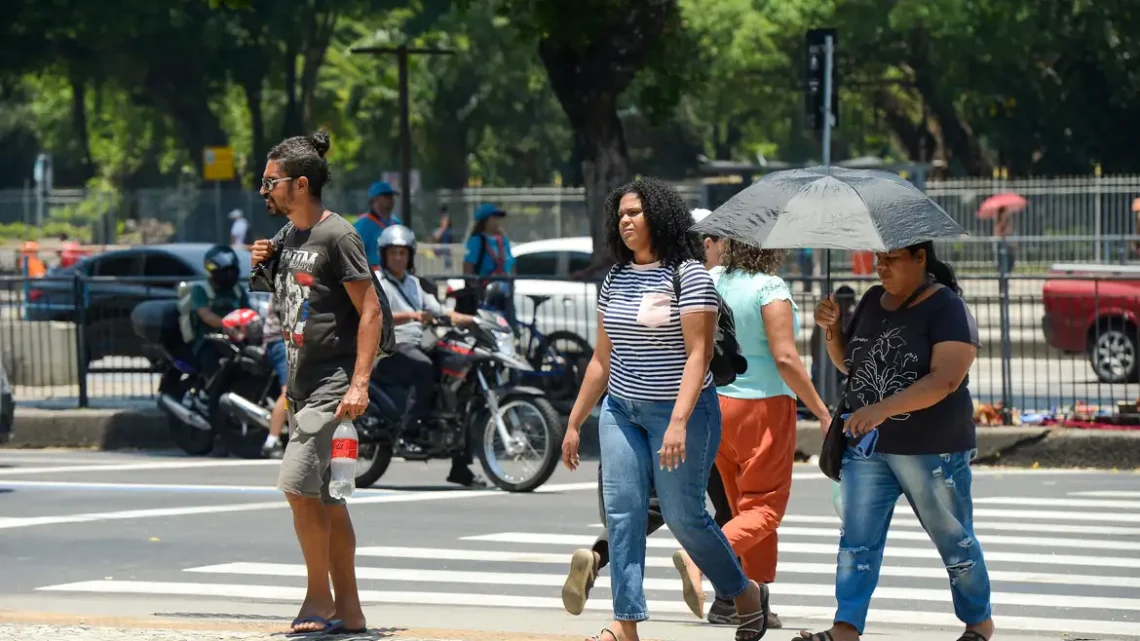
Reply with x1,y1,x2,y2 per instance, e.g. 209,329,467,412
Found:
352,546,1140,589
0,459,281,476
186,562,1140,612
0,480,390,495
0,481,595,530
772,526,1140,552
1069,490,1140,498
975,496,1140,510
33,580,1140,637
617,515,1140,537
464,532,1140,569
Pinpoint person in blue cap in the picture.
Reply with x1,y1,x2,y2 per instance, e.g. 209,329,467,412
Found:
355,181,402,268
463,203,514,278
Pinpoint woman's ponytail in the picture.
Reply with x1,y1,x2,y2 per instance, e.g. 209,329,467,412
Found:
911,241,961,295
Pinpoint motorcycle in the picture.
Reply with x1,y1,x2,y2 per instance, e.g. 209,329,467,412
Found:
359,307,564,493
130,298,278,459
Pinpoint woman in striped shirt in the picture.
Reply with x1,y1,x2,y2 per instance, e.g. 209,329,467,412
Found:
561,177,767,641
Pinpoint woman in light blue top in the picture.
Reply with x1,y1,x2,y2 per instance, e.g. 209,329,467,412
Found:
680,238,831,628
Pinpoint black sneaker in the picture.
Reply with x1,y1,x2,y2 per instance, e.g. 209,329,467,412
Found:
446,467,489,488
707,597,737,625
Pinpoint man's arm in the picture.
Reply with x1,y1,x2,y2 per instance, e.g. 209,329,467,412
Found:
344,279,382,385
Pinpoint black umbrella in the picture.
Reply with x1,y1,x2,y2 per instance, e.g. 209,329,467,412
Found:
691,165,966,255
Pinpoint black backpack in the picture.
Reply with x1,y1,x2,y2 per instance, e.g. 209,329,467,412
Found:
669,269,747,387
249,221,397,360
605,263,747,387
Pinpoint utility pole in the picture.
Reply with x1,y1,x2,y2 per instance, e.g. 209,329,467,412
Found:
806,28,839,408
350,45,454,229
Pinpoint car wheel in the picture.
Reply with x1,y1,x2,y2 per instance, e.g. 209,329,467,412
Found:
1089,320,1139,384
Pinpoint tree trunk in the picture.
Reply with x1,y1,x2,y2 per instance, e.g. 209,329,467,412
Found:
243,78,268,190
298,9,337,130
281,42,303,138
573,95,631,262
142,68,229,177
67,67,94,182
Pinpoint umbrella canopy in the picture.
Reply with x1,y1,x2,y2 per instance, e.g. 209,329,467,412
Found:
977,192,1027,219
691,166,967,252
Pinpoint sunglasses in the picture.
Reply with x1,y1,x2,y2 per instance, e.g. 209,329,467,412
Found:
261,176,294,191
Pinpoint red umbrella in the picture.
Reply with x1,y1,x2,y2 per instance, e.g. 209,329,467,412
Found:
977,192,1027,219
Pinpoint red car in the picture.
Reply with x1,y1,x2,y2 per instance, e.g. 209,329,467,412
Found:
1042,263,1140,383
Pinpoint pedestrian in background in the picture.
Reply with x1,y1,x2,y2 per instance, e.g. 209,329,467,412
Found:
252,131,382,636
355,180,402,269
674,238,831,630
801,242,993,641
560,177,768,641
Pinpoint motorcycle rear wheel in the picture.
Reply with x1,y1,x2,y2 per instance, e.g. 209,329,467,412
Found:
475,393,563,493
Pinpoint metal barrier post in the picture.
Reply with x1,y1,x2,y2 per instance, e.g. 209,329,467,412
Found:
997,240,1013,423
73,272,89,408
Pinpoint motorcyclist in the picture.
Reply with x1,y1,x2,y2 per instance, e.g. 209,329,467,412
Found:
371,225,486,488
189,245,249,378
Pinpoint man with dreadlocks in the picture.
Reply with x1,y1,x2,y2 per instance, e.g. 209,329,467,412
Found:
251,131,381,636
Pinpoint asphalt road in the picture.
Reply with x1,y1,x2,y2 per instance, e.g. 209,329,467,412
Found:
1,451,1138,640
16,354,1137,415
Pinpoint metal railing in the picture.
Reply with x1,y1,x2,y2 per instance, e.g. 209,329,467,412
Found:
5,269,1140,427
3,172,1139,248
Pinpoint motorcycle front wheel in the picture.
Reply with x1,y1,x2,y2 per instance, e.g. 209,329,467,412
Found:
475,393,563,492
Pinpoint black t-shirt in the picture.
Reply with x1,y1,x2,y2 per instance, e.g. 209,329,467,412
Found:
842,284,980,455
272,213,372,403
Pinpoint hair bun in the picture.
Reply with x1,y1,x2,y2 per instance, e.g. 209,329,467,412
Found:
309,131,331,157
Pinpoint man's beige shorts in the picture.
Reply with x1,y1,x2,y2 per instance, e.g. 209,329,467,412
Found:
276,395,345,506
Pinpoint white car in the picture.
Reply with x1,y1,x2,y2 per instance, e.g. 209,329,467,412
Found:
444,236,600,349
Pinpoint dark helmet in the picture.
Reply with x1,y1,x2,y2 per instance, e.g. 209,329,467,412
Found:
204,244,241,290
378,224,416,273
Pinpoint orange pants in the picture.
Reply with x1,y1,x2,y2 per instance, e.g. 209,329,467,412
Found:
715,394,797,584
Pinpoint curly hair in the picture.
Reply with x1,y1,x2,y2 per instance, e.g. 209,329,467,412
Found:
604,177,705,267
266,131,332,198
720,238,787,275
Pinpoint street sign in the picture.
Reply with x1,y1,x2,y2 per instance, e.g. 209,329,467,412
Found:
202,146,235,181
805,28,839,131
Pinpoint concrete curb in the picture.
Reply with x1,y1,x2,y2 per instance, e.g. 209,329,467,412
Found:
7,407,1136,471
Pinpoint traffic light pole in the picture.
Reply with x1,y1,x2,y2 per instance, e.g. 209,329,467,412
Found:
350,45,454,229
817,33,838,411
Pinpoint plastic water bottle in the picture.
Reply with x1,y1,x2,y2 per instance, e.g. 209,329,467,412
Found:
329,419,358,500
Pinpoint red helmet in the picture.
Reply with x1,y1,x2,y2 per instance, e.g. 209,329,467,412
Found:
222,308,264,345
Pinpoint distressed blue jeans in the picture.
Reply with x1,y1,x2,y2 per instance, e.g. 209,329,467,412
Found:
835,447,993,633
599,387,749,621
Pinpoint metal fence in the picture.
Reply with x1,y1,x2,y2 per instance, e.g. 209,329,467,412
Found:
4,270,1140,429
3,173,1139,252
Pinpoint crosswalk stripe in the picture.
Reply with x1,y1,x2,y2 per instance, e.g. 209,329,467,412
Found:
185,562,1140,612
354,546,1140,589
772,525,1140,552
1069,490,1140,498
34,579,1140,637
975,496,1140,510
463,533,1140,569
595,517,1140,537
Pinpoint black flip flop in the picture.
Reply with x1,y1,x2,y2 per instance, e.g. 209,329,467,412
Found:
793,632,834,641
736,582,770,641
587,630,619,641
956,632,988,641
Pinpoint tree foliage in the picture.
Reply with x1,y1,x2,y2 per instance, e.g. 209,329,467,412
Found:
1,0,1137,208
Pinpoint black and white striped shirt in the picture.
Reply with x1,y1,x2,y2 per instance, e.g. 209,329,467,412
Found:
599,259,719,402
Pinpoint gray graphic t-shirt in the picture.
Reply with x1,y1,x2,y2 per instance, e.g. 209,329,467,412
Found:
842,284,980,455
272,212,372,403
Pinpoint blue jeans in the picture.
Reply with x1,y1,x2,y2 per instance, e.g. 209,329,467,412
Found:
599,386,748,621
835,447,992,633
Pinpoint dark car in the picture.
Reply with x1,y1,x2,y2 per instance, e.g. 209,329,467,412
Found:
22,243,262,364
0,360,12,444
